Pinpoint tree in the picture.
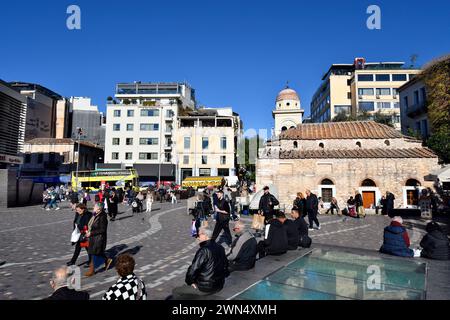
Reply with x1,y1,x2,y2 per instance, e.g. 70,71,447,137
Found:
426,128,450,163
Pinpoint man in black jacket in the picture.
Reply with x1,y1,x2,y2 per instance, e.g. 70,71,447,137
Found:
227,221,257,272
277,213,299,250
257,212,289,259
420,222,450,260
305,189,320,230
44,266,89,300
385,191,396,217
211,190,232,246
258,186,279,224
291,209,312,248
172,228,229,300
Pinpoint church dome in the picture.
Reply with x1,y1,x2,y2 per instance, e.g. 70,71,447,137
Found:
276,87,300,102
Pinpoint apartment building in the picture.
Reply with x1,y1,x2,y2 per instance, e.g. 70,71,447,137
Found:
398,76,429,138
104,82,196,183
176,107,241,181
70,97,105,146
311,58,420,130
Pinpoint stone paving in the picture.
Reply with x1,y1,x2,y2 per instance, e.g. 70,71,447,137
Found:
0,202,443,300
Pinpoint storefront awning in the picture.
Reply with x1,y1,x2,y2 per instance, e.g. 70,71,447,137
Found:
182,176,225,188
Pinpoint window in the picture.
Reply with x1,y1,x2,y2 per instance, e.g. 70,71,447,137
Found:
220,156,226,165
420,87,427,102
125,152,133,160
126,138,133,145
112,138,120,145
358,74,373,81
126,124,134,131
140,123,159,131
422,119,428,137
286,102,290,106
139,153,158,160
376,88,391,95
127,110,134,117
113,124,120,131
377,102,391,109
358,88,374,95
220,137,227,150
202,137,209,150
359,101,375,111
347,92,352,99
403,96,409,109
24,154,31,163
202,155,207,164
140,109,159,117
319,142,324,149
361,179,376,187
375,74,390,81
37,153,43,164
218,168,229,176
415,121,421,133
183,155,189,165
334,105,351,115
392,74,407,81
184,137,190,149
384,140,390,146
113,110,121,117
414,90,419,105
112,152,119,160
393,102,399,109
356,141,362,148
393,88,399,95
293,141,298,148
166,110,173,117
139,138,158,145
199,168,211,176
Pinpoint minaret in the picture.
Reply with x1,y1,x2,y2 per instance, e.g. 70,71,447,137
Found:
272,84,304,137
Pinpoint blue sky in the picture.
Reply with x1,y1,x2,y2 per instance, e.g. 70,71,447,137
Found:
1,0,449,134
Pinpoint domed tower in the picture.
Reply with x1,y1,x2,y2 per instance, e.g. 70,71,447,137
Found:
272,85,304,137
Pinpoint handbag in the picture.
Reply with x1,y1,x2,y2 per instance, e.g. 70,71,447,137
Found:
251,214,265,230
71,227,81,243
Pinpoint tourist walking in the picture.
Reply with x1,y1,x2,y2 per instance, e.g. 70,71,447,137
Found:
385,191,396,216
85,203,112,277
47,188,60,211
305,189,320,230
293,192,307,217
146,192,154,213
258,186,279,224
69,189,79,211
42,190,50,209
107,190,119,221
67,203,92,266
171,228,229,300
355,191,365,218
211,190,232,246
103,254,147,300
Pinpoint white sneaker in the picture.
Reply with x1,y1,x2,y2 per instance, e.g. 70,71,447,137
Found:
46,208,50,211
316,225,321,230
55,207,60,211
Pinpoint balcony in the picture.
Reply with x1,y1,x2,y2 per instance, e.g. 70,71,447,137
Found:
407,101,427,118
164,129,173,135
164,144,173,150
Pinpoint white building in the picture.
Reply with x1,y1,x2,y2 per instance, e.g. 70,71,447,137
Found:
104,82,196,183
176,107,241,181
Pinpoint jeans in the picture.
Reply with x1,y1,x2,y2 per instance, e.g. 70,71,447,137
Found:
49,199,58,209
92,255,106,270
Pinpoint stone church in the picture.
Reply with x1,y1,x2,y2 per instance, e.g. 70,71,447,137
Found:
256,87,441,210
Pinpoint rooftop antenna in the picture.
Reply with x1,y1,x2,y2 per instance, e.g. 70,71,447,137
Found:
285,80,290,89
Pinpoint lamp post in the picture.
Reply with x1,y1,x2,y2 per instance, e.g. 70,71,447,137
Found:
75,127,83,192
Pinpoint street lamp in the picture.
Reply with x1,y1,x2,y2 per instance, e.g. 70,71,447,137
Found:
75,127,83,192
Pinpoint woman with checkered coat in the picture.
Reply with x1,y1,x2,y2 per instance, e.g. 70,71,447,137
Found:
103,254,147,300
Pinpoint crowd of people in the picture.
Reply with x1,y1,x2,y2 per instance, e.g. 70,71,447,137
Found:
43,183,449,301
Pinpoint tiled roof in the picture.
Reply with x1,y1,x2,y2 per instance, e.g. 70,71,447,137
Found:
279,121,404,140
262,147,437,159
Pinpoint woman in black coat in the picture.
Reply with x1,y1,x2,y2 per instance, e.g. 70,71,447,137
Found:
85,203,112,276
420,222,450,260
293,192,307,218
67,203,92,266
107,191,119,221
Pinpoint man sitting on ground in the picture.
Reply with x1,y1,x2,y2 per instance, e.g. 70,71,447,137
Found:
257,212,289,259
277,212,299,250
290,208,312,248
227,221,257,272
172,228,229,300
44,266,89,300
380,216,414,257
420,221,450,260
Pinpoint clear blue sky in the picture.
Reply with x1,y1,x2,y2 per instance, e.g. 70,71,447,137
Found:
1,0,449,134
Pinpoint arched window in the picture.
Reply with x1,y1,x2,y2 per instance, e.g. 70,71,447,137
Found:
290,126,296,129
361,179,376,187
319,142,324,149
384,140,390,146
321,179,334,185
293,141,298,149
405,179,421,187
281,126,287,132
356,141,362,148
286,102,290,106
